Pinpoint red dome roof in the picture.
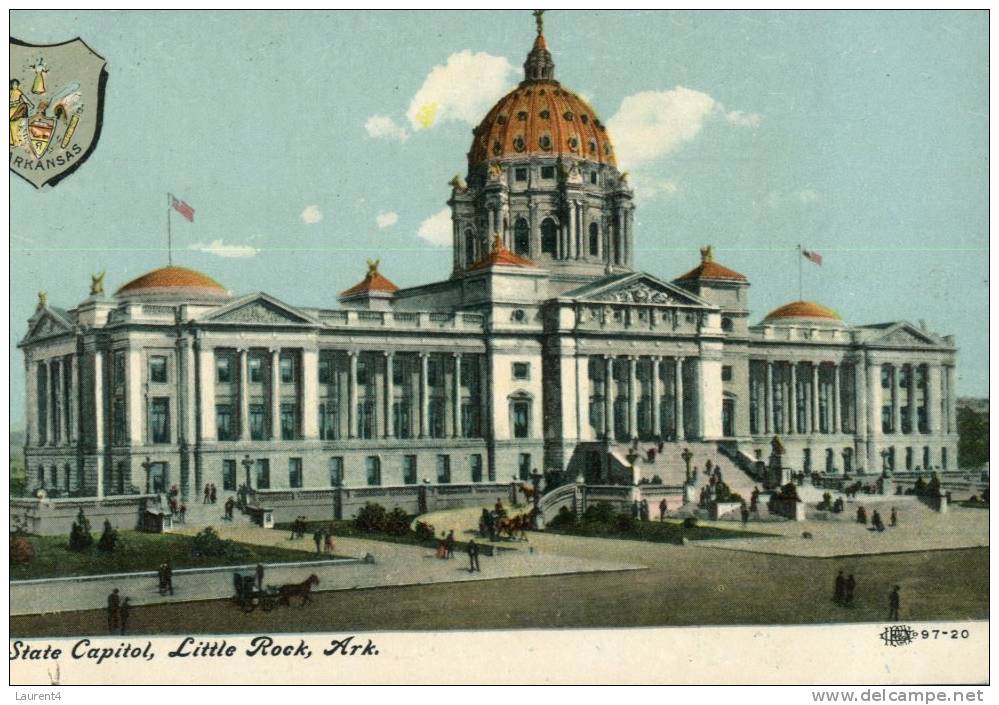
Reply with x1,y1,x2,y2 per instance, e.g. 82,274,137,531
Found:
115,266,230,302
467,235,538,271
340,261,399,298
764,301,842,322
676,246,747,283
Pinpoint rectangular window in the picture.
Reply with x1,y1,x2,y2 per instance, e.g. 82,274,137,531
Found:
394,401,411,439
461,403,480,438
319,402,339,440
882,406,892,434
113,351,126,389
881,367,891,389
280,354,295,383
289,458,303,488
150,398,170,444
328,457,344,486
941,447,948,470
112,400,126,445
514,167,528,182
512,362,530,380
512,400,530,438
470,454,483,483
357,357,371,386
216,404,235,441
319,354,334,385
222,459,237,491
392,358,406,385
436,455,451,484
541,165,555,179
366,456,381,486
402,455,417,485
429,399,446,438
255,459,270,489
150,355,168,384
248,356,263,383
216,354,233,384
249,404,266,441
427,358,442,387
721,365,733,382
358,400,375,439
518,453,531,481
589,171,598,185
281,403,298,440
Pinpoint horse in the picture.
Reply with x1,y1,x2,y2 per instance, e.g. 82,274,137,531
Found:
519,483,538,503
278,574,319,606
497,513,530,541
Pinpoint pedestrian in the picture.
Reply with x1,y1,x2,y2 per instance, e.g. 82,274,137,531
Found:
467,539,481,573
445,530,455,559
107,588,121,633
486,511,496,542
659,498,667,522
833,570,845,605
888,585,901,621
289,520,298,540
324,530,334,555
890,507,898,528
313,529,322,554
740,504,749,526
256,563,265,591
179,503,186,524
225,496,234,520
204,483,210,504
436,532,446,559
639,499,649,522
163,559,174,595
845,574,856,606
210,484,217,504
631,500,639,520
479,508,489,538
871,509,884,532
119,597,131,635
857,506,867,525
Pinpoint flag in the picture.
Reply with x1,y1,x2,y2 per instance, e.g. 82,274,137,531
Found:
170,195,195,223
802,249,822,266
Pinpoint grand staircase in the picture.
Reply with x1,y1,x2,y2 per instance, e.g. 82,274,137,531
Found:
615,441,760,500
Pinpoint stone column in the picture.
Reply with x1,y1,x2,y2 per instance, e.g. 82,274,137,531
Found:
384,352,395,439
603,356,613,440
627,356,638,440
452,352,463,438
927,365,941,434
854,360,867,440
238,349,250,441
478,354,490,440
891,364,901,435
419,353,430,438
764,361,773,435
568,201,577,259
528,203,539,260
788,363,797,435
67,354,78,444
651,357,662,438
301,348,319,440
270,348,281,439
348,351,359,439
93,350,105,498
48,359,59,445
832,364,841,434
946,365,957,435
866,360,882,471
811,364,820,434
675,357,685,441
615,210,625,265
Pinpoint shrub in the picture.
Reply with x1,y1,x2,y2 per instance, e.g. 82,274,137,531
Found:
9,474,27,498
682,517,698,529
68,508,93,552
582,502,615,524
715,481,740,503
650,474,663,485
612,512,635,533
97,520,119,553
354,503,388,533
10,536,34,564
383,508,411,537
414,521,435,542
776,482,800,502
190,526,251,561
549,506,576,528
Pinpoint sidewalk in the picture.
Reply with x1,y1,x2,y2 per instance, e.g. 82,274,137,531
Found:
10,525,643,617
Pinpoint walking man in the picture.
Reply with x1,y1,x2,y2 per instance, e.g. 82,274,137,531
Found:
313,529,323,554
845,574,856,606
256,563,265,591
107,588,121,633
119,597,131,635
890,507,898,528
833,570,845,605
445,530,456,559
659,498,668,522
888,585,901,621
467,539,481,573
324,530,334,555
740,503,750,526
163,559,174,595
204,483,210,504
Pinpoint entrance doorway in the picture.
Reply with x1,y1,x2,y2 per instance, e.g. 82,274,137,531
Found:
148,462,167,494
722,398,735,437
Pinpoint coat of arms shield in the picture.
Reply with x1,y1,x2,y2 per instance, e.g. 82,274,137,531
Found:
9,37,107,188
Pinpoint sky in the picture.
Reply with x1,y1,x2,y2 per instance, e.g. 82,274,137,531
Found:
8,10,989,424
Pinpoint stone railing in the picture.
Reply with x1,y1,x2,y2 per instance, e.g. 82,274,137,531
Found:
312,310,485,332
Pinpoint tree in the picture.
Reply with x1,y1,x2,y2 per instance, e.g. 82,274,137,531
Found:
958,406,988,469
68,508,93,552
97,519,119,553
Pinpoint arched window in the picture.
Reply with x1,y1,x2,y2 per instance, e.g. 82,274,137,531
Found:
514,218,530,256
541,218,558,255
464,229,476,265
589,222,599,256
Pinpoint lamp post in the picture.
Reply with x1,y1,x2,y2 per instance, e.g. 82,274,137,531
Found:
681,447,693,484
530,469,543,509
141,456,152,495
241,454,254,508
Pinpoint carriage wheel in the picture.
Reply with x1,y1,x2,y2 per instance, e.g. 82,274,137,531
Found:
261,596,276,612
240,598,256,614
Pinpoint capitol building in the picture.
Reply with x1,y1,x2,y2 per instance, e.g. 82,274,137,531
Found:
18,22,959,518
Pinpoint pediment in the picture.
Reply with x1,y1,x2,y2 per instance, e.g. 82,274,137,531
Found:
203,294,318,326
868,323,941,347
567,273,714,308
26,310,73,340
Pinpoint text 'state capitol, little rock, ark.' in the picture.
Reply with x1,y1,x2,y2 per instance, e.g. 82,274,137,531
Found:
17,22,959,531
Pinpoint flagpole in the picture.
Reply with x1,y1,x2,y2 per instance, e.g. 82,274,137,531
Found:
797,244,803,301
167,193,173,266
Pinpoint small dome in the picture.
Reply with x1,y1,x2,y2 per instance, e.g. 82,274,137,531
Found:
763,301,843,324
467,234,538,271
115,266,231,303
339,260,399,299
675,245,747,283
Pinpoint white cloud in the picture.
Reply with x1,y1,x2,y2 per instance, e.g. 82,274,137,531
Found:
607,87,762,169
406,50,517,130
607,87,719,169
725,110,763,127
376,211,399,229
633,176,680,200
797,189,819,203
417,208,452,246
365,115,409,142
189,239,259,259
300,205,323,225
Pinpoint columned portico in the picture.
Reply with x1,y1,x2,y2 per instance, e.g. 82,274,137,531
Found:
238,349,250,441
627,356,638,440
270,348,281,439
674,357,685,441
384,352,395,438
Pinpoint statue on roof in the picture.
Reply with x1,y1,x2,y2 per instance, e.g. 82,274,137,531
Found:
532,9,544,35
366,259,380,276
36,290,47,310
491,234,504,252
90,271,105,296
700,245,714,263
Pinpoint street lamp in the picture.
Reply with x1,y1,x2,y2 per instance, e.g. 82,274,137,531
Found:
681,447,693,483
141,456,152,495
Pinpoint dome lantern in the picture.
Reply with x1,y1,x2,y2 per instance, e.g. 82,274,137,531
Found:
524,10,555,82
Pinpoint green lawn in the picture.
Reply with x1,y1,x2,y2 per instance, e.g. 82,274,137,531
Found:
274,519,511,554
548,517,773,544
11,531,327,581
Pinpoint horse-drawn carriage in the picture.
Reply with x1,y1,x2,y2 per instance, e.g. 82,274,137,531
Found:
232,572,278,613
